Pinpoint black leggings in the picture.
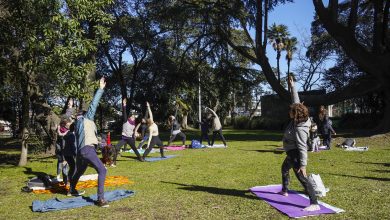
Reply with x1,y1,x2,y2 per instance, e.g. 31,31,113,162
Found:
63,155,75,185
200,132,210,145
168,131,186,145
211,129,227,146
143,136,164,158
281,149,318,205
113,137,142,164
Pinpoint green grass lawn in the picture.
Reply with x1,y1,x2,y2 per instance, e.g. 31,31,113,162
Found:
0,130,390,219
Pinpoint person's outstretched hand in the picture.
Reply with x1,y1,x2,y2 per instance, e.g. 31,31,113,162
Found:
146,102,150,107
100,77,106,89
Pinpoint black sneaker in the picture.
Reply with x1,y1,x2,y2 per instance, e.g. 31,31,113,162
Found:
67,189,85,197
96,199,109,208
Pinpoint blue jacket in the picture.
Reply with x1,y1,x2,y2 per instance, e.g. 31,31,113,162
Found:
75,89,104,152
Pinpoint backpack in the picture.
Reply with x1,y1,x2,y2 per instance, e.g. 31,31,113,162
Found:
191,140,202,149
21,175,53,192
308,174,329,197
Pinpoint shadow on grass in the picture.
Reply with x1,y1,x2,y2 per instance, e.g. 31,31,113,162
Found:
0,153,19,166
161,181,258,200
238,149,284,154
371,169,390,173
23,167,51,178
354,161,390,167
327,173,390,182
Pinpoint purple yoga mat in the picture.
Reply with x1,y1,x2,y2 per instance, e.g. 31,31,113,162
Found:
250,185,343,218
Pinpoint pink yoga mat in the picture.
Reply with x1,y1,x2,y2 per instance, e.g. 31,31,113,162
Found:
250,185,344,218
164,146,186,151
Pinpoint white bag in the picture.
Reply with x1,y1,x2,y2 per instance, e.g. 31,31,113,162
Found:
308,174,329,197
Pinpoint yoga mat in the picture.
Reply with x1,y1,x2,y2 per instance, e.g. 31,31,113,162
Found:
164,146,186,151
144,155,176,162
344,146,368,152
205,144,226,148
250,185,344,218
125,149,158,154
32,189,135,212
33,176,133,194
319,146,329,150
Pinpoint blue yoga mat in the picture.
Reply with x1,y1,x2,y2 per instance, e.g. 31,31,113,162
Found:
32,189,135,212
144,155,177,162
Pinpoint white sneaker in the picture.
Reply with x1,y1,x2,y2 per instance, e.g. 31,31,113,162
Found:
303,204,320,212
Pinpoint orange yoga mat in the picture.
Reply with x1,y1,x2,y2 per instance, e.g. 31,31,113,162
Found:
33,176,134,194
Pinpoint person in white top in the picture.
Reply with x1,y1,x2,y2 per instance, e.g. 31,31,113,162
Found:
112,98,144,165
143,102,165,159
205,107,227,147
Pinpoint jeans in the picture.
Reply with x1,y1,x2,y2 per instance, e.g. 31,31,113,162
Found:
70,146,107,200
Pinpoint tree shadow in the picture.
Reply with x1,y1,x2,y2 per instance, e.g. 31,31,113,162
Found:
370,169,390,173
238,149,284,154
0,153,19,166
326,173,390,182
161,181,258,200
354,161,390,167
23,167,51,178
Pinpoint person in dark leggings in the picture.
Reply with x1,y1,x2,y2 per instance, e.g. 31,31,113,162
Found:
199,117,210,146
280,76,319,212
62,119,76,186
205,107,227,147
318,107,336,149
167,115,186,146
143,102,165,159
112,98,143,165
69,77,109,208
134,110,149,149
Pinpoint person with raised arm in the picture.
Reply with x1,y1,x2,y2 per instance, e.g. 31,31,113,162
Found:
134,107,149,149
142,102,165,159
205,107,227,147
112,98,144,165
167,114,186,147
68,77,109,208
279,76,319,212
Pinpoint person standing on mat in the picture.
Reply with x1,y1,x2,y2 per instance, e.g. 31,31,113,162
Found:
69,77,109,208
199,117,211,146
279,76,319,212
113,98,144,165
167,115,186,147
205,107,227,147
134,109,149,149
143,101,165,159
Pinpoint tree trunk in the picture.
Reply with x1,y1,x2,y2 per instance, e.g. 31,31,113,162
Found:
181,113,188,129
276,51,281,82
18,78,30,166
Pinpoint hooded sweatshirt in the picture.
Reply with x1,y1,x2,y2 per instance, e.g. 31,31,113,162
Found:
282,84,311,167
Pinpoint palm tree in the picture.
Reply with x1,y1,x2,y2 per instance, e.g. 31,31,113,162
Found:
285,37,298,91
268,23,290,83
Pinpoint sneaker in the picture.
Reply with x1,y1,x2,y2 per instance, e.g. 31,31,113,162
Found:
302,204,320,212
110,164,116,168
67,189,85,197
96,199,109,208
